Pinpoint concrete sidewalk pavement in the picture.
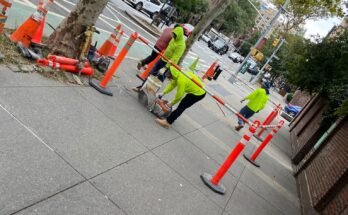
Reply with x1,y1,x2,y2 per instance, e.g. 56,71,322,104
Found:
0,62,299,215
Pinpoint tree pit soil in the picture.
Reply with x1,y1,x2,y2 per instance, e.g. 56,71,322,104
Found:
0,29,111,85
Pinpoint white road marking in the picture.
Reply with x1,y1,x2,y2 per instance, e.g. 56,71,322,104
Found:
0,103,54,151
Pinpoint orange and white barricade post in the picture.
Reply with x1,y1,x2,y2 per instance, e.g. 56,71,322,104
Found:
98,24,123,57
200,121,260,194
243,120,285,167
0,0,12,34
254,104,281,141
10,0,53,47
90,32,138,96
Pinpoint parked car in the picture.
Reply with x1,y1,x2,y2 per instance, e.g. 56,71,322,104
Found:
228,52,243,63
198,34,211,43
124,0,169,18
208,39,229,55
182,23,194,37
247,66,259,75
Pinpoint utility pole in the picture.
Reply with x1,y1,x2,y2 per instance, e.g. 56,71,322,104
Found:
250,38,286,84
229,0,289,82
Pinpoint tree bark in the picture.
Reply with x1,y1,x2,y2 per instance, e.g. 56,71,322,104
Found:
180,0,231,64
46,0,109,58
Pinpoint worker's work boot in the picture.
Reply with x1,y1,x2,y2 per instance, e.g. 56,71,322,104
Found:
235,124,244,131
155,118,171,129
132,87,141,93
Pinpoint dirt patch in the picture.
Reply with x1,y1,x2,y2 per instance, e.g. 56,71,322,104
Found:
0,29,110,85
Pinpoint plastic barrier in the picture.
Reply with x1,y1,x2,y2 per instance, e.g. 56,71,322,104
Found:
243,120,285,167
200,120,260,194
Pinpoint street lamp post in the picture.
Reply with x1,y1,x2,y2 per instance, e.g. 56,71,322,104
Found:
250,38,286,84
229,0,289,83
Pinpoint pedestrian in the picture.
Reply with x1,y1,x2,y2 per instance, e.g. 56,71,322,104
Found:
155,66,206,128
137,27,173,70
133,24,186,91
235,82,270,131
213,65,223,80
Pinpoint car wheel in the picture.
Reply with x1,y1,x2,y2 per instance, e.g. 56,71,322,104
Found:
135,2,143,11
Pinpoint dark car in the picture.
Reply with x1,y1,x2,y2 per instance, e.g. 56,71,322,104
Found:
247,66,259,75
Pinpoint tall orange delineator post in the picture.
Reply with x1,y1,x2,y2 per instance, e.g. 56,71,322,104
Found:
243,120,285,167
10,0,53,47
200,121,260,195
254,104,281,141
136,50,164,81
0,0,12,34
202,61,218,80
98,24,123,57
90,32,138,96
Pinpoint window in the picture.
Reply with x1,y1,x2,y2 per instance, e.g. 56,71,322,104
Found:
151,0,161,5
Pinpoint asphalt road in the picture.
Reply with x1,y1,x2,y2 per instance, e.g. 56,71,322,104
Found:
21,0,246,77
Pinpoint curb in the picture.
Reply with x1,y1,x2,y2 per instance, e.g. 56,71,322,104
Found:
124,10,161,38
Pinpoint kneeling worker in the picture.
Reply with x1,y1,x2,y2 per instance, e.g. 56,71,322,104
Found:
155,67,206,128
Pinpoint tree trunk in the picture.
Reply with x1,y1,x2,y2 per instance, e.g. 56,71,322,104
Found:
46,0,109,58
180,0,231,64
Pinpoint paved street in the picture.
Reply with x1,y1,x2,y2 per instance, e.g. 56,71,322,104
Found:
1,1,300,214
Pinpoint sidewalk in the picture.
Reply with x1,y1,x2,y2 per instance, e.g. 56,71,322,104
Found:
0,62,300,215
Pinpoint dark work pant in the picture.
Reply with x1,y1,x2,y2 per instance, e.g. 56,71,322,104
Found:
167,93,206,124
141,46,160,66
238,105,255,125
137,58,167,88
150,58,167,82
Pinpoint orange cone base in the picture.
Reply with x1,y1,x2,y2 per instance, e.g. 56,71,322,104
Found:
200,173,225,195
243,154,260,168
10,18,40,48
89,78,113,96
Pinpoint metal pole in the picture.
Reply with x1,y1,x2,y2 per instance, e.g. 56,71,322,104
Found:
230,0,289,81
250,38,286,84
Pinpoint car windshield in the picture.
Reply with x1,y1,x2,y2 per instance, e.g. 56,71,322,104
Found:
214,40,225,48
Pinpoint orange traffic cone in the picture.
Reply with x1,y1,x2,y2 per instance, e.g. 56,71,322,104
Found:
31,14,45,45
10,0,53,48
202,61,218,80
136,50,164,81
98,24,122,57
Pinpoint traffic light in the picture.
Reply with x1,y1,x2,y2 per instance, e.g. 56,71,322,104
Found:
272,38,280,47
250,47,264,61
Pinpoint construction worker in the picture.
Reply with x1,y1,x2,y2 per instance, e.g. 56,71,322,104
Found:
155,66,206,128
137,27,173,70
235,82,270,131
133,24,186,91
